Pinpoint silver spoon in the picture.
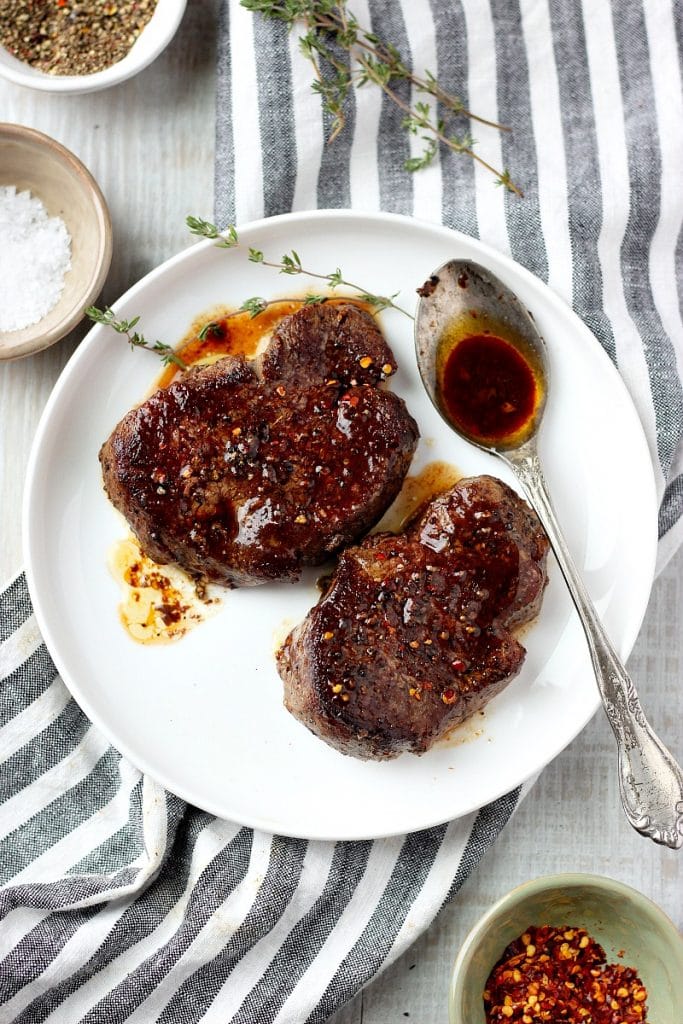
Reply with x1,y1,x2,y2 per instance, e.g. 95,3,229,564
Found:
415,258,683,850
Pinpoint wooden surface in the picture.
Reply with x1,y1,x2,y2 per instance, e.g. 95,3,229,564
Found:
1,4,681,1022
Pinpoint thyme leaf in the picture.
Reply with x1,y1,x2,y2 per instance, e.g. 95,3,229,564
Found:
197,320,222,340
185,215,413,319
187,216,239,248
240,0,522,196
86,306,188,369
240,296,269,317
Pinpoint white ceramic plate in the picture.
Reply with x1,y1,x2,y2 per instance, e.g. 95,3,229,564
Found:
24,210,658,840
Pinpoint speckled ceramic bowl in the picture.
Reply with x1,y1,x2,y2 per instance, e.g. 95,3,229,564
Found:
0,0,186,94
0,123,112,360
449,873,683,1024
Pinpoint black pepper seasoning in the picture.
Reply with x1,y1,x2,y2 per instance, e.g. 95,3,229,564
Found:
0,1,158,76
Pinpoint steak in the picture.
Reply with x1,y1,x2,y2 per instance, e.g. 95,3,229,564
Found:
278,475,549,759
100,303,419,586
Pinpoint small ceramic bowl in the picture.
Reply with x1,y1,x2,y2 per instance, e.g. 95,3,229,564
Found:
0,123,112,360
0,0,186,94
449,873,683,1023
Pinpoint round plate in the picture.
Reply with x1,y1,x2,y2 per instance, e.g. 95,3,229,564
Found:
23,210,658,840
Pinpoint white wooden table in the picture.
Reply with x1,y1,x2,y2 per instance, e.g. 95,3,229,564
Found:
1,5,681,1021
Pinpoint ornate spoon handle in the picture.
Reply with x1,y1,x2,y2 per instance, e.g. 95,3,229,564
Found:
504,439,683,850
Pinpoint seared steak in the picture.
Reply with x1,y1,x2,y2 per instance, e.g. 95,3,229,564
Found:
100,303,419,586
278,476,549,759
260,301,396,387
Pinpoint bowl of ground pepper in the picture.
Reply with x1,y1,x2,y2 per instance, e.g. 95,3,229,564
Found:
449,873,683,1024
0,0,186,94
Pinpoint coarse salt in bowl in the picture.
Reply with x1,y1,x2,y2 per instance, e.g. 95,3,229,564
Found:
0,123,112,360
0,0,187,94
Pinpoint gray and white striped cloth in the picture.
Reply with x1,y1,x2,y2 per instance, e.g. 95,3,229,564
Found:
2,1,682,1021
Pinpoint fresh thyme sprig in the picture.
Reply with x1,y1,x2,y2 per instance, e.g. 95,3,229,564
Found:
188,216,413,318
86,214,413,369
240,0,522,196
202,294,333,329
85,307,189,369
239,293,326,316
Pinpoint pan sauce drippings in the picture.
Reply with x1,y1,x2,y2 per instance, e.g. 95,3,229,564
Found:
109,537,221,645
155,301,304,390
435,313,545,448
374,459,462,533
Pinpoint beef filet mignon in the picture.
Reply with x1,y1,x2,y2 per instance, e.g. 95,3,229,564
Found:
278,475,549,759
100,303,419,586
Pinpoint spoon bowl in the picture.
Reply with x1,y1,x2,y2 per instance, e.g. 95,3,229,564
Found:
415,259,549,450
415,259,683,850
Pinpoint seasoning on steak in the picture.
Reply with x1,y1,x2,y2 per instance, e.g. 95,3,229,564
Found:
278,475,549,759
99,303,419,587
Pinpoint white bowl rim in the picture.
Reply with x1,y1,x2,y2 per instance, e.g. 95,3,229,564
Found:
0,0,187,94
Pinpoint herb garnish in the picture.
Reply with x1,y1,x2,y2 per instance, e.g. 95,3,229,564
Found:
86,216,411,366
240,0,522,196
85,307,189,369
186,216,412,319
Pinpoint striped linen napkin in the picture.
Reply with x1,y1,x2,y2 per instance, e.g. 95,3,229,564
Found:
1,1,682,1022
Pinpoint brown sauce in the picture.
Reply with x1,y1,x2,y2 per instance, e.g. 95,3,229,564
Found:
374,460,462,534
441,334,537,440
109,537,221,645
157,296,376,389
436,315,545,448
156,301,302,389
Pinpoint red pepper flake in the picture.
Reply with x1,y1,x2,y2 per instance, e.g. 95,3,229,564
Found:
441,688,456,705
451,658,466,672
483,925,649,1023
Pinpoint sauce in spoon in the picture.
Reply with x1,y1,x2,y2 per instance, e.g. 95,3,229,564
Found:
440,333,537,442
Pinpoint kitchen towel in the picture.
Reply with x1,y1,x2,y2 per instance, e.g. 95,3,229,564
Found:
1,1,682,1023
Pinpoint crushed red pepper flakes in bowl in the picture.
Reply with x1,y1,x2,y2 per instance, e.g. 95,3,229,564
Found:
483,925,648,1023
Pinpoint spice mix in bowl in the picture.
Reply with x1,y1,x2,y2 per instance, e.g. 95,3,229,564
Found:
449,873,683,1024
0,0,186,93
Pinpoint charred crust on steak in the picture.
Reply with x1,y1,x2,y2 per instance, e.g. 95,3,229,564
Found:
99,303,419,587
277,475,549,760
260,302,397,386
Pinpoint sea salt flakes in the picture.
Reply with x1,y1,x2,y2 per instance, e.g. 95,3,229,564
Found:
0,185,72,333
